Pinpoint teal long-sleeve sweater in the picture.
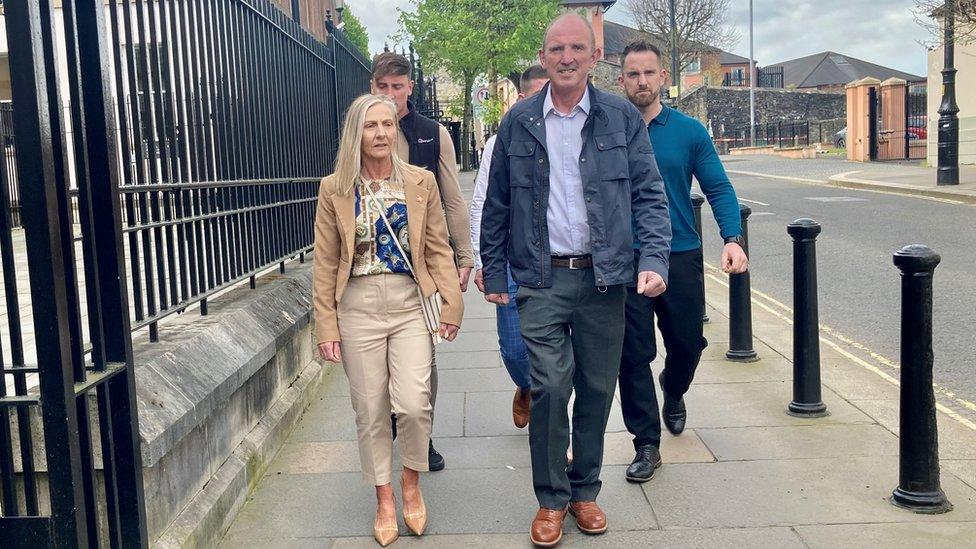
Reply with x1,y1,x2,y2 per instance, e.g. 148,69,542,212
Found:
634,105,741,253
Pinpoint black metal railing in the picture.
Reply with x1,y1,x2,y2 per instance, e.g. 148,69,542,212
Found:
0,0,370,546
721,66,785,89
717,120,814,151
0,102,19,228
407,45,443,121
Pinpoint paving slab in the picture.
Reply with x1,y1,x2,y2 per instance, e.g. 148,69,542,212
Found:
645,456,976,529
849,399,976,459
696,424,898,461
290,396,359,442
821,357,900,400
463,391,627,437
794,522,976,549
440,330,505,352
435,349,502,369
431,392,465,438
219,535,332,548
436,366,516,394
274,441,362,475
222,472,380,539
692,356,792,384
602,430,715,466
327,526,807,548
945,460,976,491
683,381,874,429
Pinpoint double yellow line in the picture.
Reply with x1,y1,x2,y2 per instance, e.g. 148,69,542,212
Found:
703,261,976,432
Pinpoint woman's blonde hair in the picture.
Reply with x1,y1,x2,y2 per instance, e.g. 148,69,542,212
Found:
331,93,418,196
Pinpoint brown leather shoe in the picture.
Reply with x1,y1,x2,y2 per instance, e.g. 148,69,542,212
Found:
513,387,531,428
568,501,607,535
530,507,568,547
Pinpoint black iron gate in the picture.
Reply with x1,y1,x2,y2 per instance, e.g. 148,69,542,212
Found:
0,1,369,546
870,84,928,161
907,86,928,160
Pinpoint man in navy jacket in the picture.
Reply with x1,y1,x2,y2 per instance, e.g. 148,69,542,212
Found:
480,14,671,546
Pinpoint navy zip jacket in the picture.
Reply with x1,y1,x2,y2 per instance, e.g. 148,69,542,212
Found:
480,82,671,295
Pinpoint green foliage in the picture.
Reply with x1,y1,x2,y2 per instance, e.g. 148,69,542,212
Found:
481,97,506,129
341,7,371,58
398,0,560,88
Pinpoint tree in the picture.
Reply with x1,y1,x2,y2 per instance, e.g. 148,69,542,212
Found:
399,0,560,168
625,0,739,98
914,0,976,46
341,7,371,58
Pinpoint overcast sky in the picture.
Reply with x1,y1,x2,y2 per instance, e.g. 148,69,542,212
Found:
352,0,932,78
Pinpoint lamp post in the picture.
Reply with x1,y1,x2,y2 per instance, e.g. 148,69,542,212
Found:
937,0,959,186
749,0,756,147
670,0,680,104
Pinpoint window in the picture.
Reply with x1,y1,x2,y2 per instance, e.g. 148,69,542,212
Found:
684,57,701,74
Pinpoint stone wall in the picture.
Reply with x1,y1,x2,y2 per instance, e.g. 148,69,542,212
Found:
591,59,626,99
682,86,846,138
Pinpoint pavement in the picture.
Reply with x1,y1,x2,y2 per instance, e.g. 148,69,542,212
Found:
722,155,976,204
216,170,976,548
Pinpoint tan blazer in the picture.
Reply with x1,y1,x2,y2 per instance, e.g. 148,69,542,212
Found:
313,167,464,343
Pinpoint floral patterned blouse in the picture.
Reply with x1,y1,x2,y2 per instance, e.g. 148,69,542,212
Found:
351,178,411,277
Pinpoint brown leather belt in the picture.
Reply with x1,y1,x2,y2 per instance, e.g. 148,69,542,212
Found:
551,255,593,269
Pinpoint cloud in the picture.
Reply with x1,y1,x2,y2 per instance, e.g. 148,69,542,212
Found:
347,0,414,56
609,0,932,77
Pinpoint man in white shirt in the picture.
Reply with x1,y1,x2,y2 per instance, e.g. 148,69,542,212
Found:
470,65,549,430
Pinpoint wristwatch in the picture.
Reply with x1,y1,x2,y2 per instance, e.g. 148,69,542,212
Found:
724,235,746,247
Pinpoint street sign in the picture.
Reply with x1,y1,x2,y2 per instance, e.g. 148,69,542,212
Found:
474,86,490,105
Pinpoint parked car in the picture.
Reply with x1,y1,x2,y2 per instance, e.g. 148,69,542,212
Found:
907,116,927,140
835,127,847,148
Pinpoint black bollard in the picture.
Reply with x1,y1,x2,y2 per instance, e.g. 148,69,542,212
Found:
726,203,757,362
890,245,952,514
786,219,828,417
691,192,709,323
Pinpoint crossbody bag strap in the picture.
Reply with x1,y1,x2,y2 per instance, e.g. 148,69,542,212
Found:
363,182,418,280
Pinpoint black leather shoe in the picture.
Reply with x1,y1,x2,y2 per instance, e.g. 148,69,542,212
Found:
625,444,662,483
391,413,398,441
428,440,445,471
659,372,687,435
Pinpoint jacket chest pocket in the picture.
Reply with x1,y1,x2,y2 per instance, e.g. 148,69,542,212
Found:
595,132,629,181
507,140,538,188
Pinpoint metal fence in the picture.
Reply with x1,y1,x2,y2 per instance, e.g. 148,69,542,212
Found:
721,66,785,89
0,0,369,546
717,120,814,152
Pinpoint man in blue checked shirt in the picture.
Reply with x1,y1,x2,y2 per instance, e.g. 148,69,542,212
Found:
616,40,749,483
470,65,549,429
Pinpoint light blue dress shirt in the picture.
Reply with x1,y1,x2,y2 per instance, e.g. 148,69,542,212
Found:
543,86,591,256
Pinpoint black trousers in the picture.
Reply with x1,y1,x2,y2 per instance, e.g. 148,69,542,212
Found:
516,267,626,509
619,248,708,450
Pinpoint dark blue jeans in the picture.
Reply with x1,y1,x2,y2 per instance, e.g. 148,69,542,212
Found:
497,268,531,389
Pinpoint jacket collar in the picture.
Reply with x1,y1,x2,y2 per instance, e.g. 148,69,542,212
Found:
520,81,606,148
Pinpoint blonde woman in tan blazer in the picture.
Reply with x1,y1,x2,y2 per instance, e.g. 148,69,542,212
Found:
313,94,463,547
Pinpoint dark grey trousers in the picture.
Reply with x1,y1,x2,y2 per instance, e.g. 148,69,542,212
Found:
516,267,626,509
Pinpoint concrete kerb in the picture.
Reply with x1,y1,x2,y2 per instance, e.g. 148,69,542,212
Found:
827,171,976,204
726,168,976,205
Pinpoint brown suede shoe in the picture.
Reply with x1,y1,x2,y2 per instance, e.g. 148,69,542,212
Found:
530,507,568,547
513,387,531,428
568,501,607,535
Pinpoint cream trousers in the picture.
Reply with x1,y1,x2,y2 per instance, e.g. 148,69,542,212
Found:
338,273,433,485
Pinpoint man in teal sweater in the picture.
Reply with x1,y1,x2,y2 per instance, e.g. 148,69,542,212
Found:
617,40,749,483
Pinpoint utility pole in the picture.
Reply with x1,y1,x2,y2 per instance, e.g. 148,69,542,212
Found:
937,0,959,185
670,0,680,105
749,0,756,147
